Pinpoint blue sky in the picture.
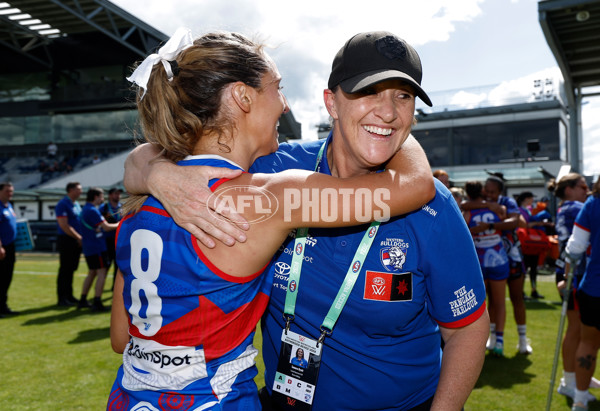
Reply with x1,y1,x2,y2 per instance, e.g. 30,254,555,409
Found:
112,0,599,176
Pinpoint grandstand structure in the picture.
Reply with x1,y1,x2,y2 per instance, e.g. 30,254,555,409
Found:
0,0,300,250
1,0,598,251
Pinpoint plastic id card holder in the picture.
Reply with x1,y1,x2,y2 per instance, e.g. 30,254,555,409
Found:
272,329,323,410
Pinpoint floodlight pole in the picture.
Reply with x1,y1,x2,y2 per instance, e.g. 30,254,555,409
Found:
545,263,576,411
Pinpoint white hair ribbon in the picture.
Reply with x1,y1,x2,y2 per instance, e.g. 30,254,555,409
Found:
126,27,194,98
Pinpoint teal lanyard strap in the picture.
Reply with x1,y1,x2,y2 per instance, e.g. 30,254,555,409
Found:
283,143,326,324
283,141,380,345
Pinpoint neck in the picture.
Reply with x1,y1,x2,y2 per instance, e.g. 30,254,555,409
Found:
327,134,377,178
192,133,251,171
109,199,119,207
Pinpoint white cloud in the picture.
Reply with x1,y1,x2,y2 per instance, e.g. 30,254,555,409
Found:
110,0,598,174
112,0,485,139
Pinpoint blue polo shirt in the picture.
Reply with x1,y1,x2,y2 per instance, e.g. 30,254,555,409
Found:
251,135,486,410
55,196,82,236
0,201,17,246
574,195,600,297
80,203,106,257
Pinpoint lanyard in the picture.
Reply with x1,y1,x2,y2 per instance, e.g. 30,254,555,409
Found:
283,141,380,344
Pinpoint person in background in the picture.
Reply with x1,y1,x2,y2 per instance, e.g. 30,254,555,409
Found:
450,186,465,205
565,176,600,411
0,182,18,317
433,169,450,188
516,191,551,299
126,30,489,411
463,180,508,356
55,182,83,307
463,174,532,355
548,173,600,402
99,187,123,290
78,187,118,311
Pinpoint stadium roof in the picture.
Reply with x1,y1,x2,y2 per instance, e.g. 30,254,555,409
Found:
0,0,167,74
539,0,600,92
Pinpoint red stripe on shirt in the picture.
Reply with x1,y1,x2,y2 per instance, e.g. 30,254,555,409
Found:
190,234,268,283
437,301,486,329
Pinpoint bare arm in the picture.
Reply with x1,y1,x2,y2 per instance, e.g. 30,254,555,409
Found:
123,143,249,248
250,135,435,225
199,136,434,277
110,270,130,353
432,310,490,411
124,136,434,247
100,221,119,232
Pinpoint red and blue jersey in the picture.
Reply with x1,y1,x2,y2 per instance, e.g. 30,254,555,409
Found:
108,155,271,411
252,135,486,410
556,200,586,281
467,208,509,280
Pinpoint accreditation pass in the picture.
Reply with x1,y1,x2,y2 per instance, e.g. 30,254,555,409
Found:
272,329,323,409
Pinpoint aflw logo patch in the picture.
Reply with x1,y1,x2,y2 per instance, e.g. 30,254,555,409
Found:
363,271,413,302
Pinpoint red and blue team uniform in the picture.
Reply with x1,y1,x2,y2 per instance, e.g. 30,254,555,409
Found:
573,195,600,297
108,155,271,411
251,135,487,410
467,208,509,280
555,200,586,285
80,203,107,257
497,195,525,277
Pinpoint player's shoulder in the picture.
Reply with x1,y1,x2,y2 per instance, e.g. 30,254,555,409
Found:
418,180,455,219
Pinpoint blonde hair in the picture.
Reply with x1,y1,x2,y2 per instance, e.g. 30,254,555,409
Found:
124,32,270,215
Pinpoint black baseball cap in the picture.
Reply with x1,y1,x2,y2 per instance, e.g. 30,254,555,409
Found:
108,187,122,195
328,31,432,107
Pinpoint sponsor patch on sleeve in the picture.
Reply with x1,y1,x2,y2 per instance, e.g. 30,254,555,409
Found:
363,271,412,302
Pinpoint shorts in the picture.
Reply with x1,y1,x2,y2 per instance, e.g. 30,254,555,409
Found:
503,235,525,281
507,258,525,281
85,252,109,270
482,264,509,281
576,289,600,330
558,287,578,311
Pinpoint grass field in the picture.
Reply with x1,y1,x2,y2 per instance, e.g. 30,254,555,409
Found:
1,253,599,410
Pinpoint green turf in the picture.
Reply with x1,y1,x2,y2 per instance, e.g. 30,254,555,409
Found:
1,253,599,410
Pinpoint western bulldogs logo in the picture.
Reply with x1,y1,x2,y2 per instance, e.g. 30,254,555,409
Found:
295,243,303,255
289,280,297,292
352,260,361,273
380,246,407,271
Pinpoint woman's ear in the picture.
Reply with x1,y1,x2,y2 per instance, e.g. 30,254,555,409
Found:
323,88,338,120
231,82,253,113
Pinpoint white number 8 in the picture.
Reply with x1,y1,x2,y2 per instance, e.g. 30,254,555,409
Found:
129,229,163,337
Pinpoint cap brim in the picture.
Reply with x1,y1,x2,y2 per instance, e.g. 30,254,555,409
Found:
339,69,433,107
